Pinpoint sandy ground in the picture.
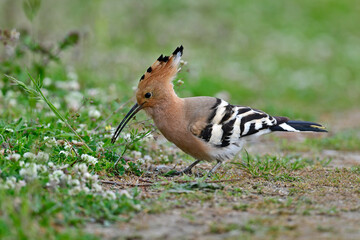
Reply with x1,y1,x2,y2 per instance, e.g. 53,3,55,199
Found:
86,110,360,240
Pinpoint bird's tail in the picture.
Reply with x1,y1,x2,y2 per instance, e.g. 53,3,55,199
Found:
270,120,327,133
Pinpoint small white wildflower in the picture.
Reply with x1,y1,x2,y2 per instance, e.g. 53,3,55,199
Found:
69,186,82,195
38,165,48,173
82,186,90,194
103,190,117,200
10,29,20,41
123,133,131,141
143,155,152,162
91,174,98,182
8,98,17,107
137,158,145,164
92,182,103,192
36,152,49,162
74,163,88,174
24,152,36,160
19,161,25,167
43,77,52,87
44,137,57,148
64,141,72,150
67,71,78,81
5,128,14,133
87,88,99,97
49,170,64,185
59,150,69,157
177,79,184,85
6,153,21,162
88,108,101,119
81,154,98,165
48,162,54,168
65,91,83,110
70,179,80,186
4,177,17,189
132,151,142,160
96,141,105,152
17,180,26,188
83,172,91,180
19,163,38,180
118,190,132,199
78,124,87,131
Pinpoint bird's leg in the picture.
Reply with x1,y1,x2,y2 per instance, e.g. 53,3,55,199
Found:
207,160,222,177
164,159,201,176
178,159,201,175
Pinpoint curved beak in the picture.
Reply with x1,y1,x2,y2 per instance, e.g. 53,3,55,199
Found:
111,103,143,143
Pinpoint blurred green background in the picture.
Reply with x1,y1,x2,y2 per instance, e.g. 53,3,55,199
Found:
1,0,360,121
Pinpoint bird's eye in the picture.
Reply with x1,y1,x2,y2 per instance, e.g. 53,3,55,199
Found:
144,92,152,98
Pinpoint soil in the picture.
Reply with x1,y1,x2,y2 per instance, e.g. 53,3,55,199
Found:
87,110,360,240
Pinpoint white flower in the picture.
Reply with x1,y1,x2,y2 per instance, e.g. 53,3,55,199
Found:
132,151,142,160
4,177,17,189
81,154,98,165
64,91,83,110
92,182,103,192
88,108,101,119
36,152,49,162
177,79,184,85
49,170,65,185
70,179,80,186
48,162,54,168
6,153,20,161
137,158,145,164
67,71,78,82
59,150,69,157
123,133,131,141
19,161,25,167
119,190,132,199
143,155,152,162
24,152,36,160
83,172,91,180
37,165,48,173
19,163,38,180
103,190,117,200
5,128,14,133
69,186,82,195
87,88,99,97
10,29,20,41
44,137,57,148
8,99,17,107
64,141,72,150
74,163,88,174
43,77,52,87
17,180,26,188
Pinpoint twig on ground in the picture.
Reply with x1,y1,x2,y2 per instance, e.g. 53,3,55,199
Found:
101,178,244,187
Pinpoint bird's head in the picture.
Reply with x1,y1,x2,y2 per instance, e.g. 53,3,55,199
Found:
111,45,184,143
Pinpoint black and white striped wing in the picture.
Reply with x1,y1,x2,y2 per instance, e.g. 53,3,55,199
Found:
196,98,283,148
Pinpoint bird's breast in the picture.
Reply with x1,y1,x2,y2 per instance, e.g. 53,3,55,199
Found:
149,107,213,161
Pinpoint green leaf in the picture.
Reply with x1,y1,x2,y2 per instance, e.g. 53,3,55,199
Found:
22,0,42,21
59,32,80,50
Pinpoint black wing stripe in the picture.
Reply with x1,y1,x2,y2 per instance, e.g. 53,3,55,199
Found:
219,118,236,147
240,113,267,136
219,104,234,124
200,124,213,142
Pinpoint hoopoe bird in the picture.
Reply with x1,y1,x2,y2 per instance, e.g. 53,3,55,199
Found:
111,46,327,175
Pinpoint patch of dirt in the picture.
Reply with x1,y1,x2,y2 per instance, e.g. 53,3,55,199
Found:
92,168,360,240
89,110,360,240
